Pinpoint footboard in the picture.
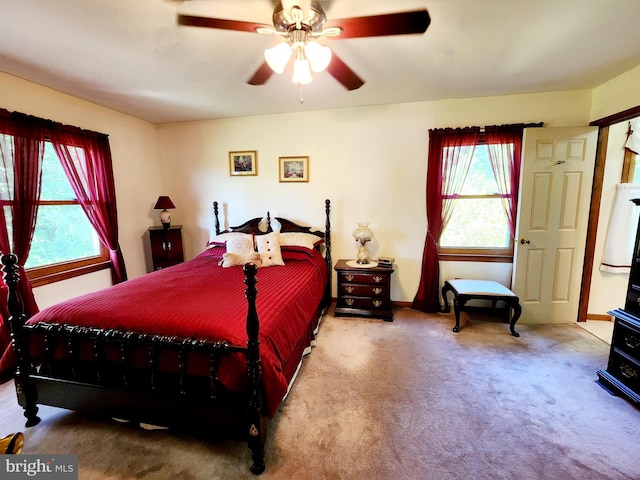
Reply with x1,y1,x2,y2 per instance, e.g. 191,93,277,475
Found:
1,254,266,475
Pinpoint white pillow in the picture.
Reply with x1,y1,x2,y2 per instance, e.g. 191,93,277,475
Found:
279,232,322,250
209,232,253,246
218,235,260,268
255,232,285,267
227,235,254,255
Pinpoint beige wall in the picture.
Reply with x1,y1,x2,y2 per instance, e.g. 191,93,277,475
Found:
158,90,593,304
0,71,162,309
591,64,640,121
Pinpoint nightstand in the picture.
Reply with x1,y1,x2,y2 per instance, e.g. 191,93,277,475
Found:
334,259,394,321
149,225,184,271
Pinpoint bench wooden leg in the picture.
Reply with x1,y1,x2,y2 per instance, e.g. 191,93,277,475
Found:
508,300,522,337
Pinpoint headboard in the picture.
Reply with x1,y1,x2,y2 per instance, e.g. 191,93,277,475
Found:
213,201,328,241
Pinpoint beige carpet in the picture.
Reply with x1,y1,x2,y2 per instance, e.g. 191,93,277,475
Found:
1,307,638,479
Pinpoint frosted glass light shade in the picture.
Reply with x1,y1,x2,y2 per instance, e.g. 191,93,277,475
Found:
265,42,292,74
352,222,374,264
304,41,331,72
292,59,313,85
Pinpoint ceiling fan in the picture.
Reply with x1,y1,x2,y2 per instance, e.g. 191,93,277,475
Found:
177,1,431,91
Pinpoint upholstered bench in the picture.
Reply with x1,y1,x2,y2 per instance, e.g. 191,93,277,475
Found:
441,279,521,337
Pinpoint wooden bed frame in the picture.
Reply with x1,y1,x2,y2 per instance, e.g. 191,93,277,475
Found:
1,199,332,475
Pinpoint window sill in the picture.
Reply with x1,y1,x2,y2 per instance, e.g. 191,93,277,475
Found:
28,260,111,288
439,253,513,263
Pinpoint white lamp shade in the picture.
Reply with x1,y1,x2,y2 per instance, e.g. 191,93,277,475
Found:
265,42,292,74
292,58,313,85
305,41,332,72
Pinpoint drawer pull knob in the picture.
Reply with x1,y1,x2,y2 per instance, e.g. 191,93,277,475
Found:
345,274,354,282
345,299,355,306
624,334,640,350
345,286,354,293
373,276,383,283
373,287,382,295
373,300,382,307
619,362,638,380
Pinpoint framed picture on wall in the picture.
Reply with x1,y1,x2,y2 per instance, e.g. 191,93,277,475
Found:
229,151,258,176
279,156,309,182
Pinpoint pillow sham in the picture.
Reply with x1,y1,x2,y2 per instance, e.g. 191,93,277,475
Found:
208,232,253,247
219,235,260,268
219,251,261,268
279,232,324,250
281,245,321,261
255,232,285,267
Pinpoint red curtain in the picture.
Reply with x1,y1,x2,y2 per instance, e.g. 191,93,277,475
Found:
412,127,480,312
485,126,524,238
0,110,126,382
49,127,127,284
0,112,45,381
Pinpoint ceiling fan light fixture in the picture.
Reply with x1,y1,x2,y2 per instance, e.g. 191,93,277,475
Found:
304,41,331,72
292,58,313,85
265,42,292,74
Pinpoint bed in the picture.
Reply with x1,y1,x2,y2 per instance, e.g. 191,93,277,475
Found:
1,199,332,475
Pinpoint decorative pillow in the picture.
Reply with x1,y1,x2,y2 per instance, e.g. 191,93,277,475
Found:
255,232,285,267
208,232,253,247
219,251,261,268
218,235,260,268
279,232,324,250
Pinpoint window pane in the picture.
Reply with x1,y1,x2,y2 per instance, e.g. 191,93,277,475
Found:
40,142,76,200
25,205,101,268
460,145,501,195
440,198,510,248
632,154,640,184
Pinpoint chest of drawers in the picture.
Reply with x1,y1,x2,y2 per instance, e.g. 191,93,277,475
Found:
334,259,393,321
597,198,640,406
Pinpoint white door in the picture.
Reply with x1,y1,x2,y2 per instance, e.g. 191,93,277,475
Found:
512,127,598,324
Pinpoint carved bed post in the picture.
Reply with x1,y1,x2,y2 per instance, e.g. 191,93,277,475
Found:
1,253,40,427
213,201,220,236
243,262,266,475
324,199,332,308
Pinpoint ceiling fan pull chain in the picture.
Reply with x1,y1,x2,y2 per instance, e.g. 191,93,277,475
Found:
298,84,304,104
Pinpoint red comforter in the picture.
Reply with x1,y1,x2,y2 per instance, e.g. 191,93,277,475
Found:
26,245,328,417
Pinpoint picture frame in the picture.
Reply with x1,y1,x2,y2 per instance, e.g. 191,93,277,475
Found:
279,156,309,183
229,151,258,176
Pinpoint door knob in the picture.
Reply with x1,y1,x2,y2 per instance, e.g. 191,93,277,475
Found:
520,239,531,245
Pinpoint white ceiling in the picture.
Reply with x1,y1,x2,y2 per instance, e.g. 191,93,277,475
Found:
1,0,640,124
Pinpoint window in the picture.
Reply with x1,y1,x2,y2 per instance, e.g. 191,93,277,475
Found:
26,142,109,286
438,139,515,261
0,137,109,287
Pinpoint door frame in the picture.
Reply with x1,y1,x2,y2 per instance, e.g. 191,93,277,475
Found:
578,105,640,321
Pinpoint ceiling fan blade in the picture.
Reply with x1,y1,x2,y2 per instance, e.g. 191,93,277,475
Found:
177,14,270,33
326,9,430,39
326,53,364,91
247,62,274,86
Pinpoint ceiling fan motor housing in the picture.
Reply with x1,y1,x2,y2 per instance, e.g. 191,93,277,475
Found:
273,1,326,33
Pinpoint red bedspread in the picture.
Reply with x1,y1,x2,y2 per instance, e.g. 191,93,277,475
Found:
26,246,328,417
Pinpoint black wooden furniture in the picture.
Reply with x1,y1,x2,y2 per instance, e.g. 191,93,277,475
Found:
597,198,640,407
149,225,183,270
441,279,521,337
334,259,393,321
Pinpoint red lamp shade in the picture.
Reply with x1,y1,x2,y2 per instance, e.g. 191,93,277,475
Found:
154,196,175,210
154,196,175,229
